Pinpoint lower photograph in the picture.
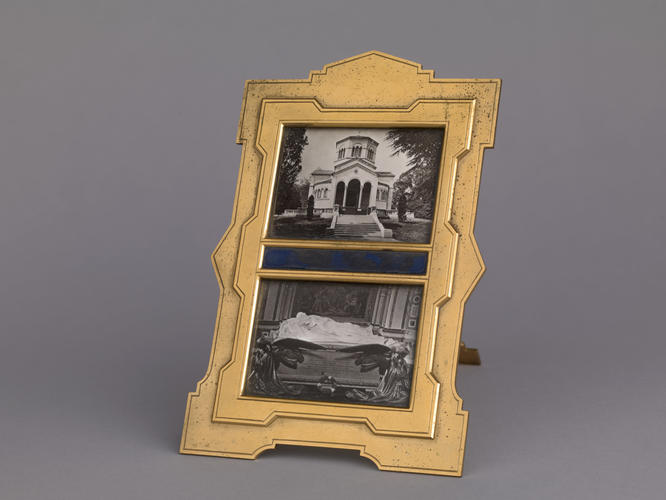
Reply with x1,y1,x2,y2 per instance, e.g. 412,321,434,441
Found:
244,279,423,408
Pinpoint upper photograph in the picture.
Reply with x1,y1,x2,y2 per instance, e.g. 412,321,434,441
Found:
267,127,445,244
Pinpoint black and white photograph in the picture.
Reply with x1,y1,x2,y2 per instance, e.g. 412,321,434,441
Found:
244,280,423,407
268,127,444,243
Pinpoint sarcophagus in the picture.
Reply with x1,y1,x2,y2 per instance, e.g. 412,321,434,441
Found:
247,314,413,407
276,347,382,389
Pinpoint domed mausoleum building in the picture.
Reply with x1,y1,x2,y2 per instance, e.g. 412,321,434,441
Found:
308,135,395,217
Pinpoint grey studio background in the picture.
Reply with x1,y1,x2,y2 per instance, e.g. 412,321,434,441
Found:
1,1,665,499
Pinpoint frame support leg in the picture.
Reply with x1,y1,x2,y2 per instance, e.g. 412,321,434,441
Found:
458,342,481,365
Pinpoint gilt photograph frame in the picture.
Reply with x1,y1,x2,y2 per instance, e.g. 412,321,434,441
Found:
180,51,500,476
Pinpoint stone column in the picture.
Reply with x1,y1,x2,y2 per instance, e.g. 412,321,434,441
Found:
369,182,377,211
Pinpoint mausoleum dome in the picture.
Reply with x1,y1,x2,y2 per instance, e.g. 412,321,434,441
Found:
335,135,378,165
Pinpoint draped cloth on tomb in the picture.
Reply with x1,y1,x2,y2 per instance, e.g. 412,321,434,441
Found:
277,312,380,346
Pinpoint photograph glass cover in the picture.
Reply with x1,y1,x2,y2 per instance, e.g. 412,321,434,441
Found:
244,279,423,408
268,127,445,244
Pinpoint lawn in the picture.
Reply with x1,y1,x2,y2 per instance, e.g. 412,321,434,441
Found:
380,220,432,244
270,216,332,238
271,215,432,243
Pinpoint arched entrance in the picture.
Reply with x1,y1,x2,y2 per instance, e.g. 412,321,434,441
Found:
335,181,345,207
360,182,372,211
345,179,361,211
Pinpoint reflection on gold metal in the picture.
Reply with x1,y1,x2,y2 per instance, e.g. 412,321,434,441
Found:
180,51,500,476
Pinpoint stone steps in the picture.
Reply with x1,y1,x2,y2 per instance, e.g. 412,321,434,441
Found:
332,222,380,238
335,214,376,225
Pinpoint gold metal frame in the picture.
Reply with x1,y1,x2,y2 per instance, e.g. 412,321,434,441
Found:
180,51,500,476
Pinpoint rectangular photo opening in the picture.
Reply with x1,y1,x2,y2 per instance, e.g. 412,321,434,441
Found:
267,127,445,244
244,279,423,408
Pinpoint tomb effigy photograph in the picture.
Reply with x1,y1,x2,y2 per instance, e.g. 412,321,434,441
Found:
268,127,444,244
244,279,423,407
